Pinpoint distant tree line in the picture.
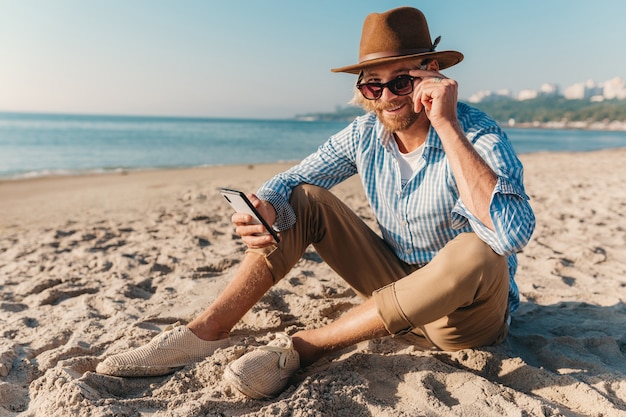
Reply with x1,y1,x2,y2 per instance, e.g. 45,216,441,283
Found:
295,98,626,124
295,106,365,122
471,97,626,124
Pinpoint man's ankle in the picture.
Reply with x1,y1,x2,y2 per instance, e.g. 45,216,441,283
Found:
186,321,230,341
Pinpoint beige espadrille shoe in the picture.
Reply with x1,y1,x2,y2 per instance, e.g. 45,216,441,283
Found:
223,333,300,399
96,323,230,377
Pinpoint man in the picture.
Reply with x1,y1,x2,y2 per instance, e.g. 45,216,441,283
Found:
96,7,535,399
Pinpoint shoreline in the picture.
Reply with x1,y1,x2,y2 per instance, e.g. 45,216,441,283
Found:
0,160,304,183
1,148,625,416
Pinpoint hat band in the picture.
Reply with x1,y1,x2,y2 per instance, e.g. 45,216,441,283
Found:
359,48,434,63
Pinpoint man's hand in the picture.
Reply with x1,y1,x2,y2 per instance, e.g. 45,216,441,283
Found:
409,69,460,132
231,194,279,248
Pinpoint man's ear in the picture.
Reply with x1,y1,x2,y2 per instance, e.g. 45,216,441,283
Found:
428,60,440,71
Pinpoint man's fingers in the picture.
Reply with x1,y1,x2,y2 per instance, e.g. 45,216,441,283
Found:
241,232,276,248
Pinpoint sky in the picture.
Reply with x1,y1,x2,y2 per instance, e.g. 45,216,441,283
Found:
1,0,625,119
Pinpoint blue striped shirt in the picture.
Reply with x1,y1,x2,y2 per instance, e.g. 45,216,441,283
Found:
257,102,535,313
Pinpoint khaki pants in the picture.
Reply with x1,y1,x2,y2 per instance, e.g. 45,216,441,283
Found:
249,185,510,351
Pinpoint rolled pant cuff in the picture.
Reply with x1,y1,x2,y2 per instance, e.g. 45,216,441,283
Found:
373,283,414,335
246,245,282,284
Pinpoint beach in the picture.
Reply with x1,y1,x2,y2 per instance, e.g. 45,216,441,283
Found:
1,149,625,416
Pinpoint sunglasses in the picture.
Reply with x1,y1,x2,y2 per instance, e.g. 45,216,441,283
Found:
357,74,419,100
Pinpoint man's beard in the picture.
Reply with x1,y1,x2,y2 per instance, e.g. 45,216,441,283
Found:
372,97,421,133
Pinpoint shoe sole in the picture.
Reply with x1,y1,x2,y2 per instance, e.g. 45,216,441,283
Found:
96,362,184,377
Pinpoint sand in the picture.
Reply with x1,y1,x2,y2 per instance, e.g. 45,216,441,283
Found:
1,149,625,417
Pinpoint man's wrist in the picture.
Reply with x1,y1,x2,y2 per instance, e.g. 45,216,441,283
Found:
261,200,277,226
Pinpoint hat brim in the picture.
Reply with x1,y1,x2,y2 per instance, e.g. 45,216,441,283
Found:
331,50,464,74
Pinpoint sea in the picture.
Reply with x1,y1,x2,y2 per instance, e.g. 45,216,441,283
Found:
2,111,626,180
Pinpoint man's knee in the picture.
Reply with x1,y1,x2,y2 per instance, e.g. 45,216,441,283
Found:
289,185,346,220
447,233,499,262
427,233,507,294
289,184,327,207
439,233,501,268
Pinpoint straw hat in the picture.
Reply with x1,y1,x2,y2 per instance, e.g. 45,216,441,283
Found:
331,7,463,74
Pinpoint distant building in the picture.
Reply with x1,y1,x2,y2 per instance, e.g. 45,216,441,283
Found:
517,89,538,101
468,89,511,103
563,83,586,100
603,77,626,100
469,77,625,103
563,80,603,100
539,83,559,96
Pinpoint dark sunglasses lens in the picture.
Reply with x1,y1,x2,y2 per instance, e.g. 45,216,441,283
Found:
360,84,383,100
390,76,414,95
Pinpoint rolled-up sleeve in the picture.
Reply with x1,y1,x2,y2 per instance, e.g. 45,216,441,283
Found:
452,127,536,256
454,177,535,256
255,188,296,232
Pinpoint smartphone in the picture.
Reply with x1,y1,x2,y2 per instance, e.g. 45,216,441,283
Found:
219,188,280,243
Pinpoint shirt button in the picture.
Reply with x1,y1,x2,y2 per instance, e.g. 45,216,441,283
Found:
402,221,408,226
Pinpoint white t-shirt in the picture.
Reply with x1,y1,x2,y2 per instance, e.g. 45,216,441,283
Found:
392,142,424,186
